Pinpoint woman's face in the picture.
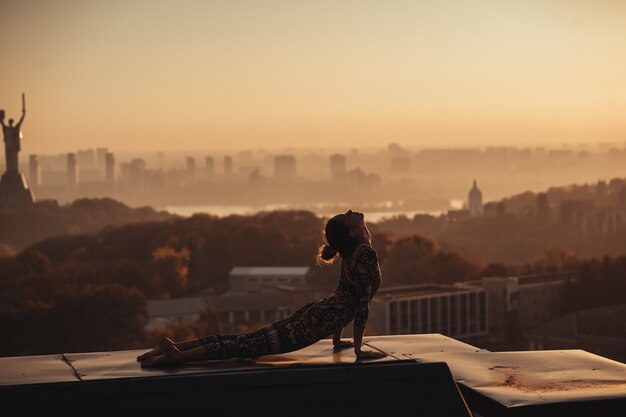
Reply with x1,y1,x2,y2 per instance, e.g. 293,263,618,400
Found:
344,210,370,242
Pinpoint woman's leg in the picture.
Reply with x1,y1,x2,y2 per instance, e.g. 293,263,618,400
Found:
140,326,282,367
198,327,278,360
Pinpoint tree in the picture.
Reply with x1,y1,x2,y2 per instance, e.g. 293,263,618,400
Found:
536,193,550,220
482,262,509,277
152,246,190,298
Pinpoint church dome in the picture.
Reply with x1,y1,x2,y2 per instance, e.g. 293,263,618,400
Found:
469,180,482,198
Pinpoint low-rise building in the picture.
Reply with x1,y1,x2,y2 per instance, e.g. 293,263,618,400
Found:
457,271,578,342
228,266,310,293
147,266,327,333
368,284,488,343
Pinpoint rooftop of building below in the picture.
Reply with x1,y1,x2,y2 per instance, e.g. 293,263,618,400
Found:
1,334,624,416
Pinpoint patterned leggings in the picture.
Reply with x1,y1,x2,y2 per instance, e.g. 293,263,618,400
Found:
197,325,283,360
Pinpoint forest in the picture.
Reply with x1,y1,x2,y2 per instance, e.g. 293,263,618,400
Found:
0,197,177,255
2,206,625,357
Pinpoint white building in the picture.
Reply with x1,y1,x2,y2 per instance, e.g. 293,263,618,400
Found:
147,266,326,333
228,266,310,293
368,284,488,342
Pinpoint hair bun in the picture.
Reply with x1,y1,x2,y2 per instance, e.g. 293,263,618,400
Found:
320,244,338,261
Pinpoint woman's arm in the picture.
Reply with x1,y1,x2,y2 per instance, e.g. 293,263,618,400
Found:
332,327,353,347
353,323,385,359
353,246,386,359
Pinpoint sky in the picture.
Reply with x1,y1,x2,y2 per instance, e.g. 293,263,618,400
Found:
1,0,625,153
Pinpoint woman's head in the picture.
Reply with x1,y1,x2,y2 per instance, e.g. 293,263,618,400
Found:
317,210,370,264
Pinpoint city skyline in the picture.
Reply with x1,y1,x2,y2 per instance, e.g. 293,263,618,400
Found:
1,0,625,153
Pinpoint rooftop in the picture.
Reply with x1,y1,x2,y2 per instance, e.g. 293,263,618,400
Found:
229,266,310,276
1,334,624,416
457,271,579,289
378,283,481,298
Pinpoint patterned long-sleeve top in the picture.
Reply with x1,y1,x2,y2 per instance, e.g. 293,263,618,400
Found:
227,243,383,356
335,243,382,328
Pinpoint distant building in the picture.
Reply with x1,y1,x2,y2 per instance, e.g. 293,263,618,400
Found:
445,209,470,222
129,158,146,192
347,167,380,189
40,170,67,187
228,266,310,293
559,199,594,226
457,272,578,341
580,207,626,236
560,200,626,236
76,149,95,169
205,156,214,178
329,154,347,179
28,154,40,187
274,155,297,179
96,147,108,172
224,156,233,176
146,266,326,333
105,152,115,182
368,284,487,342
186,157,196,182
120,162,131,186
144,169,165,195
66,153,78,186
146,297,209,327
468,180,483,216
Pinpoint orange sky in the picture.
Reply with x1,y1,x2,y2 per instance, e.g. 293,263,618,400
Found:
1,0,625,153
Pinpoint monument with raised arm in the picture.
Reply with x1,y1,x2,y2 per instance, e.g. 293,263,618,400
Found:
0,93,35,207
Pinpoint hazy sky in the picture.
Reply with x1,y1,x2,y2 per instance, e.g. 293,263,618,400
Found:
1,0,625,153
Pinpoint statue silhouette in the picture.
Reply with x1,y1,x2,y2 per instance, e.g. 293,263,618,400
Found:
0,93,35,207
1,93,26,173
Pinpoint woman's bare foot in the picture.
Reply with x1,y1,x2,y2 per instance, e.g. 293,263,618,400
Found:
140,344,183,368
136,337,176,362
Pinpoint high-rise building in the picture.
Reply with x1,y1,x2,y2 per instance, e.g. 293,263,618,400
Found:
96,147,108,172
186,157,196,182
205,156,215,178
29,154,40,187
468,180,483,216
130,158,146,191
76,149,95,169
120,162,131,185
67,153,79,186
329,154,346,179
105,152,115,182
224,156,233,176
274,155,297,179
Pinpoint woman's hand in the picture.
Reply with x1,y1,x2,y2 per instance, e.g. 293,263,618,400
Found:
355,349,387,360
136,337,176,362
333,339,354,348
140,344,183,368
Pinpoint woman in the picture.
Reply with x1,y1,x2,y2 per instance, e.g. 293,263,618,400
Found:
138,210,387,367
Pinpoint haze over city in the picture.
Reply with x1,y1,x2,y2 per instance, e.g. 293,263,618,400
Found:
1,2,626,414
1,0,626,153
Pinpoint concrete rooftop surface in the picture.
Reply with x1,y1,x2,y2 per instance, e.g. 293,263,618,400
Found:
1,334,625,416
